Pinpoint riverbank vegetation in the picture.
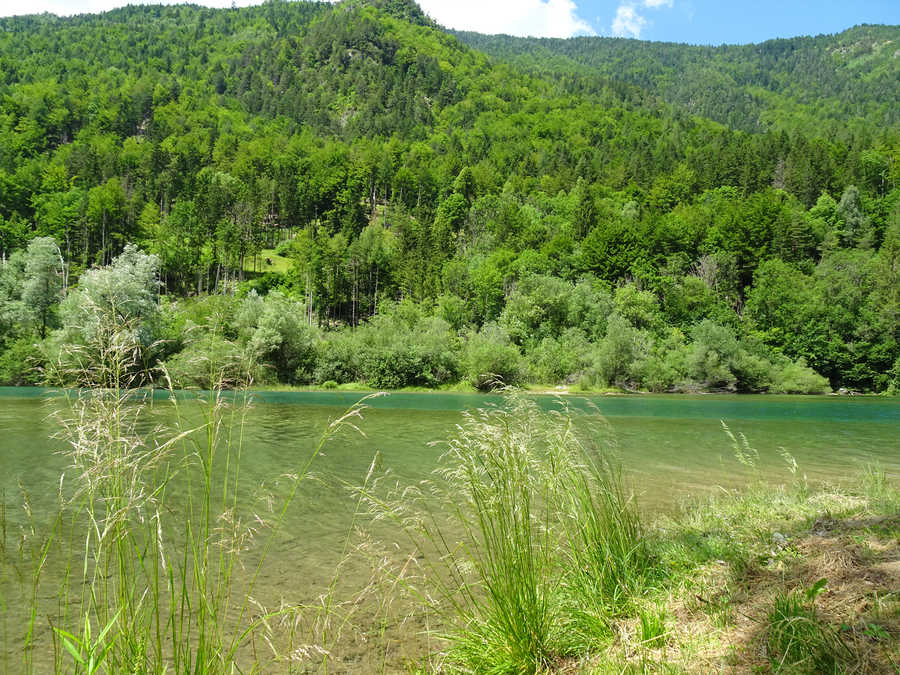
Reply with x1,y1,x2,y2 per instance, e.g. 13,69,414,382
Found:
356,398,900,673
0,1,898,393
0,241,845,394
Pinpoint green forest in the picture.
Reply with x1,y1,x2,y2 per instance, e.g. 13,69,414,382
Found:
0,0,898,393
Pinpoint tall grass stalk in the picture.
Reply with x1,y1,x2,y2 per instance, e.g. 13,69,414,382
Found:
359,396,647,674
4,309,375,673
548,416,649,648
861,462,899,515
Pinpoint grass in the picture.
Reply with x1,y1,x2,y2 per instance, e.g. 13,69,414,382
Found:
862,462,900,515
0,310,381,673
354,402,899,673
638,605,669,649
357,397,650,673
243,248,293,275
765,579,853,673
609,480,900,673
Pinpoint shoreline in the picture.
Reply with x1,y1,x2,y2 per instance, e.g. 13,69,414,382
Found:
0,383,895,398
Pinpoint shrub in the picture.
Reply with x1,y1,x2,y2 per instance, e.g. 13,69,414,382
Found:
435,293,473,331
732,349,776,392
239,291,318,384
567,276,615,341
883,355,900,395
613,283,663,331
590,313,642,387
349,308,459,389
0,336,45,385
462,323,522,390
168,294,241,339
163,333,257,389
273,239,293,257
632,328,688,392
499,273,573,346
770,358,831,394
685,320,740,390
50,246,163,384
525,328,590,383
313,331,361,385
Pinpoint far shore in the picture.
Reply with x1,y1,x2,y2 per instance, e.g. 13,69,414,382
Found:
4,383,894,398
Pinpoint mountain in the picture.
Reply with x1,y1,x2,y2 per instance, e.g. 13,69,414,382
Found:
453,24,900,135
0,0,897,391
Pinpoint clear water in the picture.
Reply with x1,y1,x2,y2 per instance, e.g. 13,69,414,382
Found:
2,388,898,560
1,388,897,669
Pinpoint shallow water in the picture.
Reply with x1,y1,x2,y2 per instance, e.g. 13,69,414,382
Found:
1,388,897,669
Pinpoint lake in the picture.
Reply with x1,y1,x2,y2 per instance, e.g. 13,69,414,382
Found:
1,388,898,670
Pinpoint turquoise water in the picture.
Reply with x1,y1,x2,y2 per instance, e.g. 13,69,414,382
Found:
2,388,898,515
3,387,897,579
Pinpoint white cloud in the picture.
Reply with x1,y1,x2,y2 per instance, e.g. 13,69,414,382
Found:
417,0,595,38
610,0,674,39
611,4,646,38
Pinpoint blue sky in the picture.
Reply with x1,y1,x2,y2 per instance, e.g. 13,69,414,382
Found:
1,0,898,44
588,0,900,43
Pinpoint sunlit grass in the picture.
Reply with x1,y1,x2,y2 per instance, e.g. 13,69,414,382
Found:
243,248,293,275
357,396,649,673
1,311,380,673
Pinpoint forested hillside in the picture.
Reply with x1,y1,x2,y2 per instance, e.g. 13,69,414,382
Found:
454,25,900,134
0,0,898,393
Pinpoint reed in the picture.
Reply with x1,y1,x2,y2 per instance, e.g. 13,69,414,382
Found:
359,396,647,673
4,311,374,673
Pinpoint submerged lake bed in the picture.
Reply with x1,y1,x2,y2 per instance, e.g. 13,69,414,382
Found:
4,388,898,509
2,388,899,539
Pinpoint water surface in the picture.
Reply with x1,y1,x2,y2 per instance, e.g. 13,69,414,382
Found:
2,387,898,529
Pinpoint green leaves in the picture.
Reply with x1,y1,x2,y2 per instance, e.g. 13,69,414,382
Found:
21,236,64,339
0,0,896,392
766,579,854,673
805,577,829,603
53,611,121,675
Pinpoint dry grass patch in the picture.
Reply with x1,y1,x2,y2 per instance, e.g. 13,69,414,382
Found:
575,493,898,674
695,518,897,672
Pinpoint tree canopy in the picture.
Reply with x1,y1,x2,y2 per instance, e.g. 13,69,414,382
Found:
0,1,897,392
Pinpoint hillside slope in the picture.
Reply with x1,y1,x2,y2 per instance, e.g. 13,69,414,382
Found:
454,24,900,134
0,0,897,392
